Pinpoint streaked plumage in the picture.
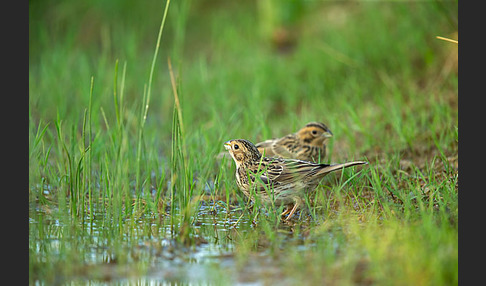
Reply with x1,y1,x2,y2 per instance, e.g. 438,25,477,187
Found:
224,139,367,220
256,121,333,162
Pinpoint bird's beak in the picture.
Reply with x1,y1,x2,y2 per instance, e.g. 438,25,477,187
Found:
323,130,333,138
224,141,232,150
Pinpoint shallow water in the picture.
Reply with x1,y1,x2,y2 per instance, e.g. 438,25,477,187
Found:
30,199,309,285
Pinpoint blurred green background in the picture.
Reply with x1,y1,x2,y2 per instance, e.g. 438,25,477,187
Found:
30,0,457,152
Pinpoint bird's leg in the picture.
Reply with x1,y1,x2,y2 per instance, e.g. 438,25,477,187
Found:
280,205,293,217
284,198,303,221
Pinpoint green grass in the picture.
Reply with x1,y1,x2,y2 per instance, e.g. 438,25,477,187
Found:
29,0,458,285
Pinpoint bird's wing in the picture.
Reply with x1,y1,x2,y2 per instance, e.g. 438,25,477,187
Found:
257,158,327,186
277,159,328,182
256,135,299,159
247,159,367,191
269,136,298,159
245,158,278,184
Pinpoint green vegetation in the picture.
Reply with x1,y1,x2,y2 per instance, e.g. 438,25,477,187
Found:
29,0,458,284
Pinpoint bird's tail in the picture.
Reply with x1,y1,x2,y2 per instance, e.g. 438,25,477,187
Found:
317,160,368,176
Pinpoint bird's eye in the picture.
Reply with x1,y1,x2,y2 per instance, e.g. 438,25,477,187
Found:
311,130,318,135
234,144,239,150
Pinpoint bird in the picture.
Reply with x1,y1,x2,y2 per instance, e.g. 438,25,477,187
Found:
224,139,367,221
217,121,333,163
255,121,333,162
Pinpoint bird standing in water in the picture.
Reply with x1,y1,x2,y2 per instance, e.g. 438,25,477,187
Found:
224,139,367,220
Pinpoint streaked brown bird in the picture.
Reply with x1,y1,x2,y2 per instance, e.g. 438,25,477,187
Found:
217,122,333,163
224,139,367,220
255,121,333,162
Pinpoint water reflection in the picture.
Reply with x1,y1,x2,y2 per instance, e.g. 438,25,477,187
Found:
29,199,317,285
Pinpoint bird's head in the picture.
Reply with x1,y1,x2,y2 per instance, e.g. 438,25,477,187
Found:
224,139,262,166
297,122,333,146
